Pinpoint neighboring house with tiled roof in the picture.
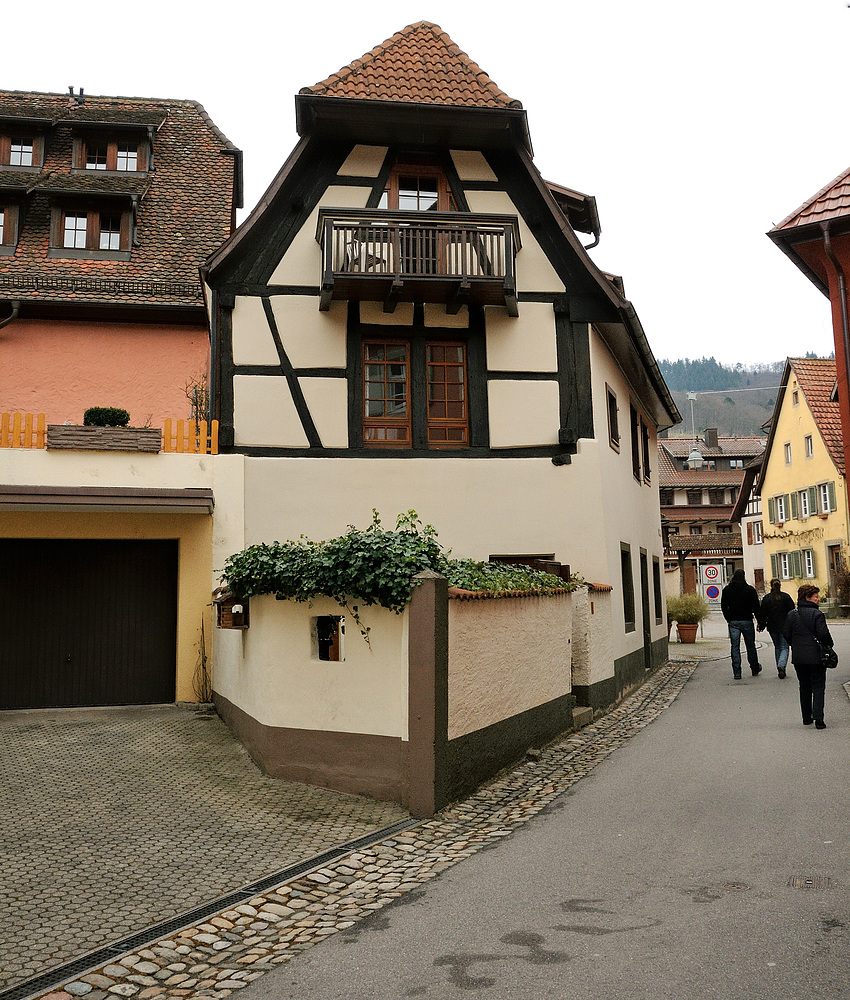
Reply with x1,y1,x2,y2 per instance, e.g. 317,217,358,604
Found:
769,169,850,485
0,88,241,425
756,358,848,599
658,430,766,597
0,90,240,726
203,21,679,812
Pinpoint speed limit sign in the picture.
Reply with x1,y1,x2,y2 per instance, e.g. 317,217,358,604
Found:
702,564,720,583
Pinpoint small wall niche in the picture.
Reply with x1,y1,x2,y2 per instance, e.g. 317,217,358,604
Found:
312,615,345,661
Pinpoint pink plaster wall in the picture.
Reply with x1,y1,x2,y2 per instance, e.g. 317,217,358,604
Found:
0,318,210,427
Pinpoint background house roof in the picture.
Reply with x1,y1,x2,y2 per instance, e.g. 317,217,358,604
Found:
0,90,241,310
770,165,850,234
300,21,523,110
660,436,766,458
792,357,844,473
662,505,735,522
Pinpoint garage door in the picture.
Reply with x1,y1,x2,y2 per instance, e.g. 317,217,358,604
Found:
0,539,177,709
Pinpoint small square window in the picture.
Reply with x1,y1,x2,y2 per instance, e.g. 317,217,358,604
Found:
116,142,138,171
9,139,33,166
99,213,122,250
63,213,88,249
86,143,109,170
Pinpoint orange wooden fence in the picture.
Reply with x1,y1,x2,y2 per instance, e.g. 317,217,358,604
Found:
0,414,218,454
162,419,219,455
0,412,46,448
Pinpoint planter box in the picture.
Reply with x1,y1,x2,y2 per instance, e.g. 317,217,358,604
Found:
677,623,699,643
47,425,162,453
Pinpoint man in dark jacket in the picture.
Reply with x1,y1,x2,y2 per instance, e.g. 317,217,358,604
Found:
721,569,763,679
783,584,833,729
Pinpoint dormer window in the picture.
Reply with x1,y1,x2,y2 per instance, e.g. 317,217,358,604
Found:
0,134,43,169
75,137,147,173
50,202,132,258
378,163,458,212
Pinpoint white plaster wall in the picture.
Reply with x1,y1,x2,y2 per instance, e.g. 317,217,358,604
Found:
587,590,614,687
269,186,371,286
212,594,408,737
450,150,498,182
0,448,214,490
588,326,668,655
571,588,592,688
424,304,469,329
360,301,415,326
268,296,347,368
465,190,564,292
338,145,388,177
233,375,309,448
486,302,557,372
299,377,349,449
448,593,572,740
488,381,559,447
232,296,279,366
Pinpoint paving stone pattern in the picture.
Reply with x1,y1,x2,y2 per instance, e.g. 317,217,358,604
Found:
16,661,697,1000
0,706,406,989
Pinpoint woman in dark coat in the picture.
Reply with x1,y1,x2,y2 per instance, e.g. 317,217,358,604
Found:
760,578,795,678
783,584,834,729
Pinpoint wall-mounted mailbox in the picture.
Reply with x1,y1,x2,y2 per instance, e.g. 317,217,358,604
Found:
213,588,250,630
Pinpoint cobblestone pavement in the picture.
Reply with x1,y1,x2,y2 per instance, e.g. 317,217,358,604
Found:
17,660,698,1000
0,706,407,990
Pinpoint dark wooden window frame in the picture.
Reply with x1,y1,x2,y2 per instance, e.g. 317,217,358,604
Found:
73,135,149,174
49,202,133,259
0,133,44,169
606,383,620,452
361,336,469,449
640,416,651,483
620,542,635,633
652,555,663,624
629,402,641,481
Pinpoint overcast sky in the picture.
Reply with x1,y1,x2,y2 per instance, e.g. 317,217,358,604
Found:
7,0,849,366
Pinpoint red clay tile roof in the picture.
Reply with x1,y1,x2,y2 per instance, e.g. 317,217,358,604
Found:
770,166,850,233
301,22,522,110
661,436,766,458
790,357,844,473
662,506,734,522
0,90,240,309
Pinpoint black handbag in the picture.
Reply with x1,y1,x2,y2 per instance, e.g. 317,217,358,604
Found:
791,609,838,669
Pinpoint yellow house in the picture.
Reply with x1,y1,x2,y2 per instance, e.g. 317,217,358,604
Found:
757,358,847,599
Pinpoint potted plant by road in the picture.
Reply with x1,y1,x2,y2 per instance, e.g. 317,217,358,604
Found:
667,593,710,643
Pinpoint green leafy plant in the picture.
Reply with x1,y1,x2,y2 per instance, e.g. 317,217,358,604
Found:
666,592,710,624
83,406,130,427
221,510,574,641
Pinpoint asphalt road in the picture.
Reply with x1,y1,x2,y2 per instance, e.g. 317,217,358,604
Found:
244,627,850,1000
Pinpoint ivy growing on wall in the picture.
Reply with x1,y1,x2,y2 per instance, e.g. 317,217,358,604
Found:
221,510,574,639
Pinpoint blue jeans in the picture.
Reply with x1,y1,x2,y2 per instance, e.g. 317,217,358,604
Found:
728,619,759,675
768,629,790,670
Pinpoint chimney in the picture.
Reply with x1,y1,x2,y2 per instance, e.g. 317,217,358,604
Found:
704,428,719,450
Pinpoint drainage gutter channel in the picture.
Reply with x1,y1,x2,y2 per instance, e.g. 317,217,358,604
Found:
2,816,421,1000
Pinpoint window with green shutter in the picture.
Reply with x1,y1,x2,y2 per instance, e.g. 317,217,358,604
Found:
770,553,779,578
790,491,799,519
790,550,803,579
767,497,776,523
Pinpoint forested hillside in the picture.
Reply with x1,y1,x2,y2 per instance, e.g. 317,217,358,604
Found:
658,355,831,437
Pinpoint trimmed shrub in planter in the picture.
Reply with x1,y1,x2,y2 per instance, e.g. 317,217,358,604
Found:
83,407,130,427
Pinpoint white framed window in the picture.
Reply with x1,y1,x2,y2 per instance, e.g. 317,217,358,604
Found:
792,389,799,406
819,482,835,514
9,139,33,166
752,520,762,544
784,442,792,464
775,494,787,522
63,213,88,249
805,435,813,459
730,459,743,469
799,489,810,518
803,548,815,578
779,552,790,579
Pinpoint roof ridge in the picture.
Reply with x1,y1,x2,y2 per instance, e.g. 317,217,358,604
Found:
301,21,522,110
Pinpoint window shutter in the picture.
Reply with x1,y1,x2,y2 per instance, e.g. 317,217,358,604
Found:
790,491,799,519
790,550,803,579
828,481,837,512
746,521,753,545
784,494,791,517
808,486,818,515
770,553,779,579
767,497,776,524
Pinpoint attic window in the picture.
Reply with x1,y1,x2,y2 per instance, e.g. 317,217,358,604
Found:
0,134,43,169
50,204,133,259
378,163,457,212
76,137,147,173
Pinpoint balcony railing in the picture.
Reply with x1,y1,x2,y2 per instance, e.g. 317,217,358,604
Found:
317,209,519,316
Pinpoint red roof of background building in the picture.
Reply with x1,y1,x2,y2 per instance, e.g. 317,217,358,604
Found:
770,166,850,233
791,357,844,473
301,21,522,110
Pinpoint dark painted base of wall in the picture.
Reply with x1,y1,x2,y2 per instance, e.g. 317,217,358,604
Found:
213,691,408,805
576,637,669,711
445,692,575,804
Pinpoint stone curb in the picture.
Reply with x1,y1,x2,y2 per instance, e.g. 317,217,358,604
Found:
30,661,698,1000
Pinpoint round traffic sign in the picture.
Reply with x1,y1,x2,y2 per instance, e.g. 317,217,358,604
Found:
706,585,720,600
704,566,719,580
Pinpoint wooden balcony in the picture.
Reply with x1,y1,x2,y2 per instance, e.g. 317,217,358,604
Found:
317,209,519,316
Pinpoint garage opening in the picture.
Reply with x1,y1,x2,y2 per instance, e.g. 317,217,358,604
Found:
0,538,177,709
